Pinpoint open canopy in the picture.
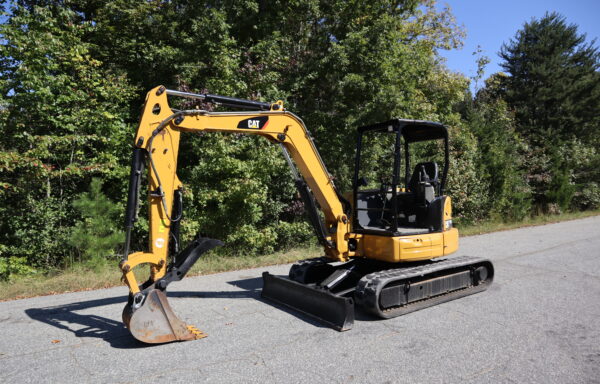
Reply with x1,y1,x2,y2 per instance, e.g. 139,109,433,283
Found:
358,119,448,142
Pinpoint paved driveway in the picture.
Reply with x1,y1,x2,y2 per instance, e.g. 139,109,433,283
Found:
1,216,599,383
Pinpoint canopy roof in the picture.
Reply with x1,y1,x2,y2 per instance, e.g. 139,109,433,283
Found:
358,119,447,142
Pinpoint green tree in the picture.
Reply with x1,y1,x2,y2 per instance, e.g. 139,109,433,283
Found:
0,3,134,271
467,91,531,221
499,12,600,211
69,178,123,267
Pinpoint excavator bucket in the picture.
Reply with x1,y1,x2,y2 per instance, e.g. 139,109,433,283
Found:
121,237,223,344
123,289,206,344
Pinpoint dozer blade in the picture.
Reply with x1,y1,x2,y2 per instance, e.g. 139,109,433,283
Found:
261,272,354,331
123,289,206,344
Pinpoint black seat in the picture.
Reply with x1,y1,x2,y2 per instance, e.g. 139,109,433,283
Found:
407,162,438,227
408,162,439,192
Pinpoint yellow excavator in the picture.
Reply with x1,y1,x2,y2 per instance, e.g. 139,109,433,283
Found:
120,86,494,343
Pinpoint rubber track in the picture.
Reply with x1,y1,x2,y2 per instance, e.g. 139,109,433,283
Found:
354,255,494,319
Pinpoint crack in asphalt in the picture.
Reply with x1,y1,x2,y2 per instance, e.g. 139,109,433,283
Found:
69,347,94,381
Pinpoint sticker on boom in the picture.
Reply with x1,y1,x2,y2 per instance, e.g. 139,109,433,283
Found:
237,116,269,130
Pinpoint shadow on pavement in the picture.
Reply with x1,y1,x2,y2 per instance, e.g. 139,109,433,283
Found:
24,295,147,349
22,277,265,348
227,275,329,330
24,274,335,348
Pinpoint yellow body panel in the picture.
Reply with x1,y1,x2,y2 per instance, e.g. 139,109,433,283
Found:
442,198,458,255
443,228,459,255
359,228,456,263
443,196,452,222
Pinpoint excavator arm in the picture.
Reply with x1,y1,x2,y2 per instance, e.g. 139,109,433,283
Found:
120,86,351,343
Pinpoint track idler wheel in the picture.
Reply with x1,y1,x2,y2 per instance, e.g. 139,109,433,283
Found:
123,289,206,344
474,265,490,285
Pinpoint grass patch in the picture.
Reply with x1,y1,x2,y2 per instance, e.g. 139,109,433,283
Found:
1,210,598,302
0,264,123,302
0,244,323,302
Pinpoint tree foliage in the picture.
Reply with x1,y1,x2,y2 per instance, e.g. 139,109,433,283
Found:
498,12,600,212
69,178,123,266
0,2,597,278
0,3,134,273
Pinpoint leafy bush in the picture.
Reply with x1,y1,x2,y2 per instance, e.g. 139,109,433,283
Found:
274,221,314,250
175,133,299,254
2,196,73,270
566,141,600,211
445,124,489,224
0,245,36,281
466,97,531,221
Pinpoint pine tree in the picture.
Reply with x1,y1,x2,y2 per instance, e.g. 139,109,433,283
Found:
499,12,600,211
69,178,123,267
500,12,599,142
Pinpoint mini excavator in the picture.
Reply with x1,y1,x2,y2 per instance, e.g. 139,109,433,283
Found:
120,86,494,343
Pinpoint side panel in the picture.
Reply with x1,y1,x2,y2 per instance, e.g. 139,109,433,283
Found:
442,196,458,255
396,236,432,261
362,235,395,261
443,228,459,255
362,234,433,262
429,232,444,258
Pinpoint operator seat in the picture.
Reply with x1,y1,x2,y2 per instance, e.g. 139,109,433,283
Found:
408,162,438,203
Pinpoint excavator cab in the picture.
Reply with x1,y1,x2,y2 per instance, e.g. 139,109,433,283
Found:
353,119,449,235
264,119,491,330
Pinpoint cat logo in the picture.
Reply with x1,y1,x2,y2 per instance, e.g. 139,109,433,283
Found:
237,116,269,130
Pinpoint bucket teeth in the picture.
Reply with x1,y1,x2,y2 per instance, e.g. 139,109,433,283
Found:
186,325,208,339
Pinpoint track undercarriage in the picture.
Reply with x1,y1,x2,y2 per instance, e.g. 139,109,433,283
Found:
262,256,494,330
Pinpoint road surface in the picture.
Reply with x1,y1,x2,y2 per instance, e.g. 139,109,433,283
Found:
1,216,599,383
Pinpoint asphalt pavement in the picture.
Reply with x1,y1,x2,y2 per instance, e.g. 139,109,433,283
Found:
1,216,599,383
